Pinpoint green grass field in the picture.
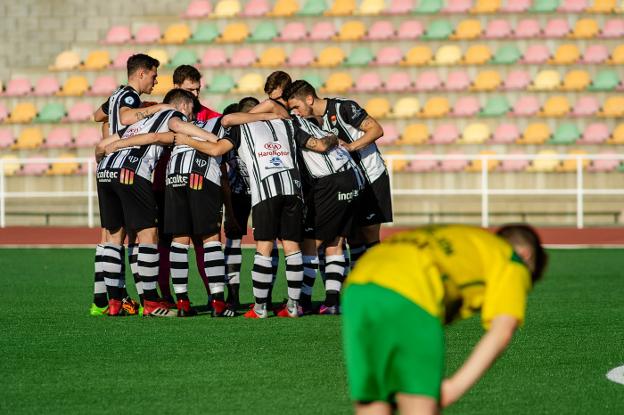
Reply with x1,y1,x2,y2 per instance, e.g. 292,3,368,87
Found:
1,248,623,414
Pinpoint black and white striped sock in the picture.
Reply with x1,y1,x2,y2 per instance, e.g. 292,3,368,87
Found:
102,243,123,300
343,242,351,277
138,244,159,301
93,244,107,306
301,255,318,305
224,238,242,286
252,253,273,304
324,254,346,307
270,244,279,286
348,243,367,272
318,248,327,284
127,244,143,299
170,242,189,301
203,241,225,300
285,251,304,301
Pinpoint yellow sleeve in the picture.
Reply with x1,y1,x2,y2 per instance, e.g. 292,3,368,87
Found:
481,263,531,330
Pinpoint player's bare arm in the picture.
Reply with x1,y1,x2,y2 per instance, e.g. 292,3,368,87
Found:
95,134,122,161
221,111,283,127
167,117,219,143
342,116,384,152
120,103,175,125
305,134,339,153
104,132,175,155
174,134,234,157
93,106,108,123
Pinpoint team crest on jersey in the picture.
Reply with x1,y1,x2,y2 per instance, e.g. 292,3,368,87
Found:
127,156,139,164
124,96,136,105
351,104,363,118
195,159,208,168
189,173,204,190
120,168,135,185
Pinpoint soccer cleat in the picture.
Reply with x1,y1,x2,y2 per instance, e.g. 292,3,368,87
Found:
107,299,125,317
318,304,340,315
211,299,236,317
122,297,140,315
143,299,177,317
276,299,302,318
89,303,108,316
158,297,177,310
243,303,268,319
177,299,198,317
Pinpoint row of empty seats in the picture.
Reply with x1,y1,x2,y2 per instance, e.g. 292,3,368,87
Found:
1,153,87,176
0,127,102,150
179,0,624,20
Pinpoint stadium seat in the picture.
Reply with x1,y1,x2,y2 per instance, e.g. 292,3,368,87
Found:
531,0,560,12
491,45,521,64
549,123,581,144
112,50,135,69
1,155,20,176
400,124,429,145
397,20,424,40
167,50,198,68
212,0,241,17
557,150,589,172
0,103,7,123
57,75,89,96
431,124,460,144
434,45,462,65
484,19,512,39
151,75,174,96
511,96,540,117
502,0,530,11
256,47,286,67
498,151,530,172
582,44,609,64
183,0,212,18
466,151,499,173
540,96,571,117
514,19,541,39
375,47,403,66
588,69,620,91
134,25,161,44
315,47,346,67
518,123,551,145
549,44,581,65
322,72,354,93
49,50,81,71
385,151,408,172
277,22,307,41
414,71,442,91
33,76,60,96
270,0,299,16
288,47,315,67
414,0,443,13
5,78,32,96
48,153,80,175
491,123,520,144
422,20,453,40
521,44,551,64
471,70,502,91
75,127,101,147
598,96,624,118
308,21,336,40
451,19,482,40
608,124,624,144
460,124,490,144
249,21,278,42
479,96,510,117
336,21,366,41
462,44,492,65
102,25,132,44
601,19,624,38
378,123,399,145
0,129,14,148
530,70,561,91
201,48,228,68
234,73,264,93
558,0,587,12
299,0,328,15
358,0,385,14
219,23,249,43
345,47,374,66
80,50,111,70
392,97,420,118
45,127,73,148
36,102,66,123
445,70,471,91
406,153,438,173
7,102,37,123
66,101,95,122
85,76,115,96
587,151,619,173
606,45,624,65
571,96,600,117
229,48,257,67
384,72,413,92
364,97,391,119
401,46,432,66
146,49,169,65
569,18,599,39
452,96,481,117
242,0,271,16
579,123,609,144
421,97,450,118
387,0,414,14
14,127,44,149
439,153,469,172
586,0,616,12
353,72,383,92
560,70,591,91
443,0,472,13
189,23,220,44
543,19,570,38
366,21,395,40
325,0,356,15
301,73,324,89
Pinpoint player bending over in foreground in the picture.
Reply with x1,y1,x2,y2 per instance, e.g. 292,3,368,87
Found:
342,224,547,414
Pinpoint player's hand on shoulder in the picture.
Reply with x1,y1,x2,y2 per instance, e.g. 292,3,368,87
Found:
338,139,352,152
174,133,192,146
104,142,119,155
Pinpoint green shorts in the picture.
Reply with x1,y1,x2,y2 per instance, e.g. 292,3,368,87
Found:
342,283,444,403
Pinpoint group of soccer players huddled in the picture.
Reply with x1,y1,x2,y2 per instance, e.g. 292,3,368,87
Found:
90,53,392,318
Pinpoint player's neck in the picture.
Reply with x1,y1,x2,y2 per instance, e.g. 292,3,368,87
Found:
127,79,142,95
313,98,327,117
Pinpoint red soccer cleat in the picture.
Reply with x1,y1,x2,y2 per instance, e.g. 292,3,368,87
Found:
211,299,236,317
122,297,140,315
276,300,302,318
176,299,198,317
143,299,177,317
107,299,124,316
243,304,268,319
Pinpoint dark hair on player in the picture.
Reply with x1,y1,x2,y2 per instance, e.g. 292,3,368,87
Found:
222,103,239,115
163,88,195,106
264,71,292,95
173,65,202,85
282,80,318,101
496,223,548,284
238,96,260,113
127,54,160,78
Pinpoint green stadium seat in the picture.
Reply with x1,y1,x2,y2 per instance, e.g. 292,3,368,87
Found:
345,47,375,66
479,96,510,117
208,74,235,93
491,45,522,65
589,70,620,91
298,0,327,15
414,0,442,13
549,123,581,145
189,23,220,44
35,102,66,123
530,0,560,12
248,22,278,42
302,73,324,89
167,50,198,68
422,20,453,40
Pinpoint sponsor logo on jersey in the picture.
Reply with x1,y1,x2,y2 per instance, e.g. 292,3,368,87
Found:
189,173,204,190
122,126,141,139
166,174,188,187
127,156,139,164
264,142,282,151
331,128,339,136
330,115,337,124
195,159,208,168
268,156,285,168
96,170,118,182
257,149,290,157
351,104,363,119
337,189,359,201
124,96,136,105
120,168,135,185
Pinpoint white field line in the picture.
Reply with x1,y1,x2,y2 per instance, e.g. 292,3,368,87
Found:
606,365,624,385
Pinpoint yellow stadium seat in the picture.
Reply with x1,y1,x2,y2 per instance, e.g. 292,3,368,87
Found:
234,73,264,93
151,74,174,96
460,123,490,144
364,98,391,119
49,50,81,71
336,21,366,41
256,47,287,67
421,97,450,118
392,97,421,118
587,0,616,12
561,70,591,91
599,97,624,118
323,72,354,93
471,0,501,13
385,150,408,172
358,0,385,15
569,18,599,39
326,0,356,16
80,50,111,70
549,44,581,65
213,0,241,17
607,45,624,65
400,124,429,145
218,23,249,43
530,70,561,91
57,76,89,96
7,102,37,123
434,45,462,65
270,0,299,16
540,96,571,117
161,23,192,44
518,123,551,145
462,44,492,65
529,150,559,173
315,47,346,67
402,46,433,66
471,70,502,91
48,153,79,175
146,49,170,65
13,127,44,149
467,151,499,172
608,124,624,144
557,150,589,172
1,155,21,176
451,19,482,40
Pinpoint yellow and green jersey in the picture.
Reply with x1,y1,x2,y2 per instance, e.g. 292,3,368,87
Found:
345,225,532,329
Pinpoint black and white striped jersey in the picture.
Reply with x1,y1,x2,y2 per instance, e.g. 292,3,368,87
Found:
322,98,387,184
220,119,310,207
223,150,251,195
101,85,141,136
97,109,185,182
166,117,223,187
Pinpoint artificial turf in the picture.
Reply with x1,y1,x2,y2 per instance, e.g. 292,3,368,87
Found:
0,248,622,414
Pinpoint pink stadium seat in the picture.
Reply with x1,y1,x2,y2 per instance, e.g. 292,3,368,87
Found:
387,0,414,14
5,78,32,96
66,101,95,122
375,46,403,66
242,0,270,16
503,70,531,90
601,19,624,38
491,123,521,144
102,25,132,44
514,19,541,39
443,0,472,13
484,19,512,39
353,72,383,92
384,72,412,92
112,50,135,69
396,20,424,40
0,103,7,122
277,22,307,41
406,153,438,173
439,153,468,172
88,76,117,96
582,45,609,64
521,44,551,64
183,0,212,18
579,123,610,144
414,71,442,92
309,22,336,41
498,152,529,172
588,153,619,173
75,127,101,147
431,124,459,144
378,123,399,145
543,19,570,38
20,156,49,176
201,48,228,68
512,96,541,116
445,70,471,91
34,76,60,96
134,25,161,44
44,127,73,148
502,0,530,12
0,129,14,148
571,96,600,117
366,21,395,40
452,96,481,117
228,48,256,67
558,0,587,12
288,47,315,67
